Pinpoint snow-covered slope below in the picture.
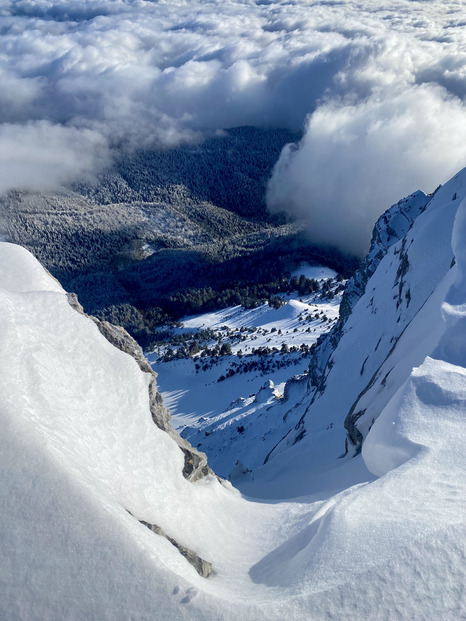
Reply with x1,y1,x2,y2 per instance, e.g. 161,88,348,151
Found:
193,172,464,500
2,170,466,619
148,267,341,476
170,186,448,487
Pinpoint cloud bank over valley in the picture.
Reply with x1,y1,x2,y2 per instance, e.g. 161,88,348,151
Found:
1,0,466,252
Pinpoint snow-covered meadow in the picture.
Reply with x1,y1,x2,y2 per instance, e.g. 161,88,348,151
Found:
148,266,339,426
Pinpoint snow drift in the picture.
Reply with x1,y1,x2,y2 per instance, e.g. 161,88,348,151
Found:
1,172,466,618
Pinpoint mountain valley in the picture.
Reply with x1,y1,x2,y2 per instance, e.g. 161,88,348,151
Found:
1,163,465,619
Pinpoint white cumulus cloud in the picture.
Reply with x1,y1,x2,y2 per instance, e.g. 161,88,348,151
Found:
0,0,465,249
268,85,466,255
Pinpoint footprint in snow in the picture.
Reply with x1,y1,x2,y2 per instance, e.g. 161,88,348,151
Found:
172,586,198,604
180,587,198,604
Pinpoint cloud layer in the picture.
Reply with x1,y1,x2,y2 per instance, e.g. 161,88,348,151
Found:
1,0,466,250
267,84,466,255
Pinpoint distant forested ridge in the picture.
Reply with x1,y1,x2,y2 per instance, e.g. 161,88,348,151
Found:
77,127,299,219
0,127,357,345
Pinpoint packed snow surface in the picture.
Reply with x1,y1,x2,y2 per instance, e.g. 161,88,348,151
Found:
1,180,466,619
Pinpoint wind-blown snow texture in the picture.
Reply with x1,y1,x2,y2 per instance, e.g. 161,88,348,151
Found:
1,171,466,619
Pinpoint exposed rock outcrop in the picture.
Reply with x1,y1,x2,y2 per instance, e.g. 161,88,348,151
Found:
67,292,213,482
254,379,282,404
141,521,212,578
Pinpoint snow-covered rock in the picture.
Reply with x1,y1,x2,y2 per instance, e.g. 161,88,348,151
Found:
0,243,228,611
67,291,212,482
308,189,430,390
241,169,466,498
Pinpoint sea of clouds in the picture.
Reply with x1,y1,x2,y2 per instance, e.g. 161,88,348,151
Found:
1,0,466,253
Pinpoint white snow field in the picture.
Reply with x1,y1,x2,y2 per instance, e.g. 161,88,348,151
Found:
1,177,466,619
148,266,340,432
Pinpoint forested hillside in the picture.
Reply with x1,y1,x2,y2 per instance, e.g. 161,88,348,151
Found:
0,127,357,345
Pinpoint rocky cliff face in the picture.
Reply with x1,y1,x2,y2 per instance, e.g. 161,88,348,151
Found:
242,188,434,472
306,189,430,393
266,173,464,474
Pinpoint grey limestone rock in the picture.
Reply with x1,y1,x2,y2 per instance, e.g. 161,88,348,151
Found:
66,292,213,483
141,521,212,578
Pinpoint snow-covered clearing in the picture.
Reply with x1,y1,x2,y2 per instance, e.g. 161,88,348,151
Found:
149,266,340,431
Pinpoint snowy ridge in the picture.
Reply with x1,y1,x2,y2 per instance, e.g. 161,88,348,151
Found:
2,172,466,619
243,176,461,497
0,244,234,617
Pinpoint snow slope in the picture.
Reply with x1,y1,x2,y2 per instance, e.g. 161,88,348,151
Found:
150,268,341,475
173,189,440,484
2,170,466,619
194,176,464,501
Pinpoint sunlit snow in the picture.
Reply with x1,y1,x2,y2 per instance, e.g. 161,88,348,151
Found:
1,174,466,619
